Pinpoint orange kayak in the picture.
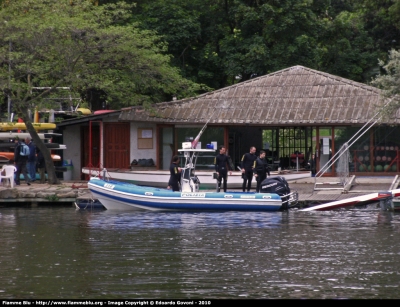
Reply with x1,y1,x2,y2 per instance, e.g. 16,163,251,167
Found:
0,152,61,162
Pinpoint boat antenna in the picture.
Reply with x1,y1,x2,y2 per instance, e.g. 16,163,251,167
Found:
191,117,212,149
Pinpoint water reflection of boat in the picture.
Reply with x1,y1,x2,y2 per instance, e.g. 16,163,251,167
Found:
85,211,284,230
88,148,298,212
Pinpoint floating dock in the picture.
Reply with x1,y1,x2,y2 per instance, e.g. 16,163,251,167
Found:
290,175,400,210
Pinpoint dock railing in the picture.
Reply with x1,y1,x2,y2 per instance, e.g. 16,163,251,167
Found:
314,119,378,192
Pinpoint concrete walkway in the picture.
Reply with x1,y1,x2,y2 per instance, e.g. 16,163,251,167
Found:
0,180,90,204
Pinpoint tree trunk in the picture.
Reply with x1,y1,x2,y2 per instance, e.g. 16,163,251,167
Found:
21,113,60,184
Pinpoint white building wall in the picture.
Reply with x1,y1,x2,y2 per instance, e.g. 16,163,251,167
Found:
62,124,81,181
130,122,157,165
61,117,158,181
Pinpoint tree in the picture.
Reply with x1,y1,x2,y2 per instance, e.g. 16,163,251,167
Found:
0,0,203,184
131,0,386,88
133,0,322,87
371,49,400,119
318,9,379,82
355,0,400,57
133,0,365,87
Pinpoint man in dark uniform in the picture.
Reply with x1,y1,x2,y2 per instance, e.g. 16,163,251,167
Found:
308,154,316,177
214,145,232,192
240,146,257,192
254,150,271,193
168,155,182,191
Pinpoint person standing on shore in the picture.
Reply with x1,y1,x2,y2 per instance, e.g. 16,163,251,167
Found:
308,153,316,177
254,150,271,193
26,136,36,182
240,146,257,192
14,138,31,186
214,145,232,192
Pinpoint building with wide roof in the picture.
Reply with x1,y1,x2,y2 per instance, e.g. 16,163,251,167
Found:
120,65,387,126
59,65,400,179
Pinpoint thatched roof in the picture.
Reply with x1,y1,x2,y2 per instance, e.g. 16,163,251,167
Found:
119,65,389,125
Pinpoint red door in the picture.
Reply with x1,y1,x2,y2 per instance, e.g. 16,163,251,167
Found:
104,122,130,169
81,125,100,180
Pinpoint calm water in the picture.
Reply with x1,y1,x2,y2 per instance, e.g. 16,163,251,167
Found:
1,205,400,299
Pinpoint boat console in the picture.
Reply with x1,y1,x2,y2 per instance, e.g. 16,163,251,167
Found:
178,148,215,193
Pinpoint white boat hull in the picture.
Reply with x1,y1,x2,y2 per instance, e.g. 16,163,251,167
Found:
82,167,310,189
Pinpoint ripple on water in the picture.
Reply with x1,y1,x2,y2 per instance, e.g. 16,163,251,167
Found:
0,208,400,298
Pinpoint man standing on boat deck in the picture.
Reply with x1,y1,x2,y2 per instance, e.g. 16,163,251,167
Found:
26,136,36,182
168,155,182,191
214,145,232,192
254,150,271,193
241,146,257,192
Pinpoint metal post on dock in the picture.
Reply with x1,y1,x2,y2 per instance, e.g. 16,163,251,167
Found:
379,192,393,211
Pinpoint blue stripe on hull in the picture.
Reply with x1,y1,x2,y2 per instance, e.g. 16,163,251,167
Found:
89,178,283,211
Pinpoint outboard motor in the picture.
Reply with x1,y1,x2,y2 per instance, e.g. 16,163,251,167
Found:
260,176,290,195
260,176,292,210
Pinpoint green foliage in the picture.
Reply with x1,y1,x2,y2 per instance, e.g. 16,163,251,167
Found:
0,0,205,184
45,194,59,202
319,10,379,82
371,49,400,120
132,0,326,87
2,0,397,113
131,0,383,88
0,0,203,112
356,0,400,57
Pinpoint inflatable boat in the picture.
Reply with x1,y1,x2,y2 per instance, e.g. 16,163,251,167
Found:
88,149,298,211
